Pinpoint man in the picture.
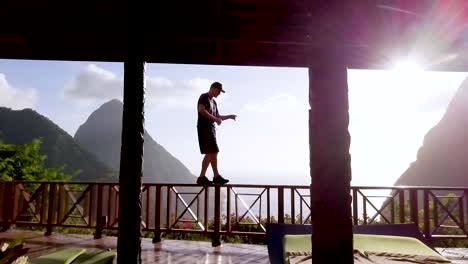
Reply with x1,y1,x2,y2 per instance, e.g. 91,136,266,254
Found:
196,81,237,185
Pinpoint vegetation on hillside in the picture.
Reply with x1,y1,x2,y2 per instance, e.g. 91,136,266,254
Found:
0,139,72,182
0,107,116,181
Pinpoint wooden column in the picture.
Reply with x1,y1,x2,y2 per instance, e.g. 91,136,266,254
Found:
117,19,146,262
309,57,353,263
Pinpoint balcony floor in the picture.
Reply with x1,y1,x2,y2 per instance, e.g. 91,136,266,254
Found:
0,229,269,263
1,229,468,263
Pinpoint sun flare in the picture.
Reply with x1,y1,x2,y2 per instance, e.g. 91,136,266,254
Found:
390,59,425,85
392,59,424,72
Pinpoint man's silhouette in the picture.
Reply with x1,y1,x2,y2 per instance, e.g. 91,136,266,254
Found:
196,82,236,185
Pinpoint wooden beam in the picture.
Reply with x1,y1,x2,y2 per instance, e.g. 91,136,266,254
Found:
117,2,145,263
309,52,353,263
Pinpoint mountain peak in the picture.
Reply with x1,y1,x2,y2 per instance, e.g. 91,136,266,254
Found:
92,99,123,118
76,99,123,137
101,99,123,109
394,77,468,187
74,100,196,183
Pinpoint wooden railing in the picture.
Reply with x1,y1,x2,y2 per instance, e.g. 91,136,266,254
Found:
0,181,467,245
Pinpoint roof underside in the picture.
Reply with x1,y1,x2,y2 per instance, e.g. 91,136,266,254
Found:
1,0,467,71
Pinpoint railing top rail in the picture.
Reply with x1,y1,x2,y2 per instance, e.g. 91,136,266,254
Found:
4,181,120,185
2,181,468,190
352,185,468,191
144,183,312,188
0,181,310,188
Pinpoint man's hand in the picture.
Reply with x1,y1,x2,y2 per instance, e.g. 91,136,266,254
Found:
215,117,222,125
229,115,237,121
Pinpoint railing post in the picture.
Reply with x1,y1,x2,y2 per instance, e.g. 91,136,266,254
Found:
423,189,431,241
226,186,231,234
212,185,221,247
465,190,468,233
399,190,405,223
278,187,284,223
433,195,439,229
152,185,161,243
204,186,209,233
56,183,63,225
291,188,295,224
166,186,172,232
94,184,104,239
352,188,358,225
459,195,465,233
0,182,13,232
39,183,46,225
45,183,56,236
410,189,419,227
363,199,367,225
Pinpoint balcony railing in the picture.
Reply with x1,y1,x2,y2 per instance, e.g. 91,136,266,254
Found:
0,181,467,245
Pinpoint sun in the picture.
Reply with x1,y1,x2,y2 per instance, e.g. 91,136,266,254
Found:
392,59,424,72
390,59,425,85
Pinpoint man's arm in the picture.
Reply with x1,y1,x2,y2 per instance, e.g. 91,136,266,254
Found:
219,114,237,121
198,104,222,123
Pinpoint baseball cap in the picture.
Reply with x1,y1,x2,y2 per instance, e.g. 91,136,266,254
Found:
211,81,225,93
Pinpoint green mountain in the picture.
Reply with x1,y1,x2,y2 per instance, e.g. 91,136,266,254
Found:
74,99,196,183
0,107,115,181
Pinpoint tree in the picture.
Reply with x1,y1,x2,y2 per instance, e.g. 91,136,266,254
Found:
0,139,73,181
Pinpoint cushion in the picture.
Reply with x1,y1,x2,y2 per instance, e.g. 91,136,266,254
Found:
30,248,86,264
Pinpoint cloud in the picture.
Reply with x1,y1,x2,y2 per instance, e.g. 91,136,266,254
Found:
64,64,122,100
0,73,38,109
146,76,210,108
241,94,307,113
64,64,213,109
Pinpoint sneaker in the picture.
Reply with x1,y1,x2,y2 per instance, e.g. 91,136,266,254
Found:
213,175,229,185
196,176,212,185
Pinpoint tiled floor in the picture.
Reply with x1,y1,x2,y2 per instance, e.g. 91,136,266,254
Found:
437,248,468,264
146,240,269,264
1,230,467,263
0,230,269,263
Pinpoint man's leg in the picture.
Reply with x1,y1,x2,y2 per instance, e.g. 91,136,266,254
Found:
197,154,213,185
197,126,213,184
210,153,220,177
200,154,211,177
211,153,229,184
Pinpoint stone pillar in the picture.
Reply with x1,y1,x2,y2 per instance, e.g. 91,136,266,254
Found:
117,34,146,263
309,58,353,263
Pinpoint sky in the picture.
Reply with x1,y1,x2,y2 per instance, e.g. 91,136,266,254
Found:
0,59,467,187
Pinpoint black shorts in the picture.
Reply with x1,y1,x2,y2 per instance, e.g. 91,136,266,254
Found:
197,125,219,154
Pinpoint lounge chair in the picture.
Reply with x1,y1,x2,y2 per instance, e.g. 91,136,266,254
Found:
30,248,87,264
266,223,444,264
30,248,115,264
